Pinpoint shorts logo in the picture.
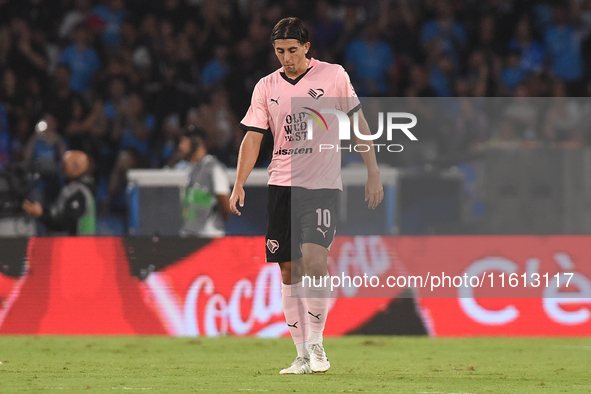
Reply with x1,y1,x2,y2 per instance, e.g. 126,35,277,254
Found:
316,227,328,238
267,239,279,253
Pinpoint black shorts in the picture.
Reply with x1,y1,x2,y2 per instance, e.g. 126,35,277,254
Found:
266,185,338,263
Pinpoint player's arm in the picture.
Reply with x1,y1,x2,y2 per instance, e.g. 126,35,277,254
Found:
229,131,264,216
350,110,384,210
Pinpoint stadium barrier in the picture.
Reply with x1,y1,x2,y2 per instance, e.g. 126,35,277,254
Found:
126,167,464,236
0,236,589,336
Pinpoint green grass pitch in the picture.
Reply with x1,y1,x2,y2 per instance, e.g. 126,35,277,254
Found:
0,336,589,393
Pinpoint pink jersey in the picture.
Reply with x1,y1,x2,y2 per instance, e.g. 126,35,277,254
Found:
240,58,360,190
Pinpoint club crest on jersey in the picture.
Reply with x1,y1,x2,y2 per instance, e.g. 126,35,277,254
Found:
308,88,324,99
266,239,279,253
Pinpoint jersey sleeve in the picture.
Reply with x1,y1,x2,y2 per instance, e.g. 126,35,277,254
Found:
335,66,362,117
239,80,269,134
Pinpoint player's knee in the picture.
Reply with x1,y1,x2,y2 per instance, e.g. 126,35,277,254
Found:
304,255,328,277
279,262,294,284
280,261,305,284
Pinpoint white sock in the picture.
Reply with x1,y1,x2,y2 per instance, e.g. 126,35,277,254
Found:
305,275,331,342
295,342,308,358
282,282,309,356
308,330,323,345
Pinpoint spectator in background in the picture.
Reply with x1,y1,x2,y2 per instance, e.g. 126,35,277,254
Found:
60,23,100,95
12,0,58,36
508,16,546,74
2,0,591,223
119,18,153,78
159,0,190,30
195,0,233,62
23,114,67,204
177,127,231,238
22,150,96,235
59,0,93,43
108,92,155,209
157,113,182,168
202,45,229,92
44,63,82,137
429,53,456,97
137,13,160,60
90,0,129,49
0,102,10,168
465,50,492,96
8,18,48,84
331,2,364,64
103,76,127,122
345,23,395,96
406,63,437,97
226,38,266,117
311,1,343,62
421,0,466,66
380,0,421,72
580,0,591,76
197,88,238,166
0,25,11,71
22,75,44,125
63,95,95,153
0,68,24,131
544,3,584,94
473,14,504,59
149,61,192,124
500,49,527,93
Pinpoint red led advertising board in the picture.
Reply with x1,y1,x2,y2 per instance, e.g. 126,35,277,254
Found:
0,236,589,336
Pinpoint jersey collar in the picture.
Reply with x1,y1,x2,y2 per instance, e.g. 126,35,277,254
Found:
280,58,316,85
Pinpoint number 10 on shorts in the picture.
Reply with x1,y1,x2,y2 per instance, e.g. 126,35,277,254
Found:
316,208,331,228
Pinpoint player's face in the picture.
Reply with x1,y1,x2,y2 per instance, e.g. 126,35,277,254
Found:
273,39,310,76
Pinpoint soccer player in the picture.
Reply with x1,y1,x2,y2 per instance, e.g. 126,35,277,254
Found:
229,17,383,374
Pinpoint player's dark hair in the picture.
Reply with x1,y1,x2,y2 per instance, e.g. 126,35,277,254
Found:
271,17,310,44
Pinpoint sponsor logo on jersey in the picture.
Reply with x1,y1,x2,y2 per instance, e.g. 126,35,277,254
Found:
273,147,313,156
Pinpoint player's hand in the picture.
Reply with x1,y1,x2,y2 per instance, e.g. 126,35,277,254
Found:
229,186,245,216
22,200,43,218
365,172,383,210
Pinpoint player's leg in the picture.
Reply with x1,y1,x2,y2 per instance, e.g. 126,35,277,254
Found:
267,186,311,374
278,260,311,375
298,188,338,373
301,243,331,373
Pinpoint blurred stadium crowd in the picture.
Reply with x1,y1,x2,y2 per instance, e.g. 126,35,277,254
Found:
0,0,590,213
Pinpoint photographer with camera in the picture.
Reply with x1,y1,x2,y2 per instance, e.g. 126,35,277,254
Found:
175,127,232,238
22,150,95,235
